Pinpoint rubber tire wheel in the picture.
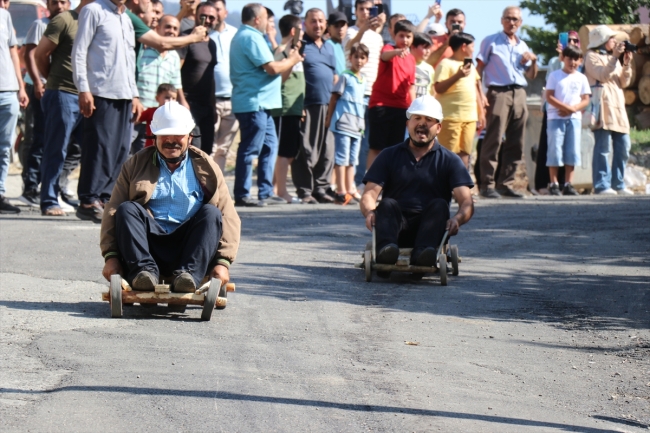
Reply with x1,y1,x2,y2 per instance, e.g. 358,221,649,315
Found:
438,253,448,286
201,278,220,321
450,245,459,276
215,280,228,310
365,240,372,251
364,250,372,282
110,274,123,318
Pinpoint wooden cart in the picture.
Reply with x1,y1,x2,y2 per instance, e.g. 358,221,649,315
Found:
359,229,460,285
101,275,235,321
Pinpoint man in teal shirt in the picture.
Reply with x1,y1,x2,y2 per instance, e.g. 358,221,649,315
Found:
230,3,302,206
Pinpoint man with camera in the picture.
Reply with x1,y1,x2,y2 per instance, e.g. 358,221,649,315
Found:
424,7,465,69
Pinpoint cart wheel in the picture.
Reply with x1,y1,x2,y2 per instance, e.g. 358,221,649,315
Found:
364,250,372,282
215,280,228,310
201,278,220,321
110,275,123,318
438,254,448,286
365,240,372,251
450,245,459,276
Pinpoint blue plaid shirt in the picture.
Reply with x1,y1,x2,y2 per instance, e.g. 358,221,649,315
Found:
148,154,204,233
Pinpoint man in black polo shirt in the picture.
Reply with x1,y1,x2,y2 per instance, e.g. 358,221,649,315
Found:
361,95,474,268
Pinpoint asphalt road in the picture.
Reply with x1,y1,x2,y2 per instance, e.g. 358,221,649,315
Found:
1,174,649,432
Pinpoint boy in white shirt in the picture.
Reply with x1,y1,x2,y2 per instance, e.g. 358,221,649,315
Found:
545,45,591,196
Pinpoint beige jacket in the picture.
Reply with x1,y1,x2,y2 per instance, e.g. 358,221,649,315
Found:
584,51,632,134
100,146,241,266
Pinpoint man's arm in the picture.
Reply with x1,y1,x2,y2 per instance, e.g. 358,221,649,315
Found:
522,51,538,80
34,37,57,79
360,182,382,231
137,26,207,52
416,3,443,33
24,43,45,99
177,88,190,110
426,37,449,68
262,47,303,75
344,18,378,51
434,63,470,94
448,186,474,236
10,46,29,108
325,92,341,130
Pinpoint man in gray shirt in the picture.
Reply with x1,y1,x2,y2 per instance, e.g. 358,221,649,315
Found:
0,8,29,214
72,0,142,223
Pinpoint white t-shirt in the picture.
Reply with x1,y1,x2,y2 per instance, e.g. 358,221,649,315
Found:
546,69,591,120
342,25,383,97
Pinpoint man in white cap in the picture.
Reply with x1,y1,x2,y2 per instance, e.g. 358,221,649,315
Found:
360,95,474,270
99,102,240,293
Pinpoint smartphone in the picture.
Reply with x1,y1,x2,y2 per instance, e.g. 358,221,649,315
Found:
451,23,461,31
559,32,569,49
292,26,301,48
369,6,378,18
435,0,441,4
464,58,473,67
377,4,383,14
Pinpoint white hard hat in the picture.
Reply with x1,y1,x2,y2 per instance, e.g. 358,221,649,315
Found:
587,25,625,50
150,101,195,136
406,95,444,121
425,23,446,36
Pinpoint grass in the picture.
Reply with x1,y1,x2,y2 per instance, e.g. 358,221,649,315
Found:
630,128,650,153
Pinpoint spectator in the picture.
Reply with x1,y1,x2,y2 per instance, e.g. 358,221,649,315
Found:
177,0,197,32
476,6,537,199
136,83,178,149
210,0,239,172
34,0,92,216
366,20,416,170
150,0,163,28
137,1,155,27
178,2,217,154
291,8,337,204
412,32,434,97
584,25,633,195
132,15,188,154
72,0,143,222
271,14,305,204
425,8,465,69
264,7,278,51
434,32,484,169
386,13,406,42
18,0,71,209
545,45,590,196
325,43,369,205
325,11,347,75
0,7,29,214
230,3,302,207
342,0,384,186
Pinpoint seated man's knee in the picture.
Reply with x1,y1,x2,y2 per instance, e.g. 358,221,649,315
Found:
197,204,223,224
115,201,144,222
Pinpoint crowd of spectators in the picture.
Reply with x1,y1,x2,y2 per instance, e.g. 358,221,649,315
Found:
0,0,637,216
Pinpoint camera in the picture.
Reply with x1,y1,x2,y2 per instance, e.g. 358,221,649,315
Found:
623,40,638,53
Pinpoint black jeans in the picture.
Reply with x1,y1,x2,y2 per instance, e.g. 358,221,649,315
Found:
188,100,215,155
22,84,44,194
115,202,222,287
375,198,449,251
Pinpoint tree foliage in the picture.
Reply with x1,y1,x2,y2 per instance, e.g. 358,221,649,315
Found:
520,0,650,63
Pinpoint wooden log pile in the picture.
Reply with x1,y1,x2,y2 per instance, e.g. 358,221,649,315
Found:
579,24,650,129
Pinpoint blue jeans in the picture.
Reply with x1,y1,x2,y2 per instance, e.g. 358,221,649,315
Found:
233,110,278,201
354,95,370,185
0,91,19,195
40,90,82,211
546,118,581,167
334,132,361,166
592,128,630,192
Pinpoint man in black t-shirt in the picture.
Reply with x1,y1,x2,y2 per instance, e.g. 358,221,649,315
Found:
361,95,475,267
178,2,217,154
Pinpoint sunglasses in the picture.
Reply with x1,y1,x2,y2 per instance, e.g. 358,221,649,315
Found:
503,17,520,22
568,38,579,43
199,14,216,21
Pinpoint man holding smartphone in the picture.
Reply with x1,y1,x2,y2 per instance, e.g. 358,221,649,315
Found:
425,7,465,69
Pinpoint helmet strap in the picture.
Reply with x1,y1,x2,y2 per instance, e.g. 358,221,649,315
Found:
156,149,188,165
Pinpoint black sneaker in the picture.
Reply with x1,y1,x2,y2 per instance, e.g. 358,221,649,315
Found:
132,271,158,291
480,188,501,199
0,196,20,214
172,271,196,293
411,247,437,267
301,195,318,204
562,183,579,196
496,187,524,198
313,192,335,204
334,193,352,205
18,190,39,207
60,191,80,208
235,197,262,207
376,243,399,265
548,183,562,196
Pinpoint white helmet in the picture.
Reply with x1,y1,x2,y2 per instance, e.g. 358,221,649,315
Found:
150,101,195,136
406,95,444,122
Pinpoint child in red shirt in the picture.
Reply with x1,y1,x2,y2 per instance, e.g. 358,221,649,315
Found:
138,83,179,149
366,20,416,169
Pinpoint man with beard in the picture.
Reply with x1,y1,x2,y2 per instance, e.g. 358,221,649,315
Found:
100,101,240,292
360,95,474,268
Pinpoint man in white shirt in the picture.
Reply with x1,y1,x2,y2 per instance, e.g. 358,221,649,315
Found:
210,0,239,171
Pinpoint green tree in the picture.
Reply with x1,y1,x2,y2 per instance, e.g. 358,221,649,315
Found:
520,0,650,64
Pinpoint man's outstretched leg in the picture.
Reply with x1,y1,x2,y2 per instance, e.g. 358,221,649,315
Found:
410,198,450,267
114,201,161,290
374,198,404,265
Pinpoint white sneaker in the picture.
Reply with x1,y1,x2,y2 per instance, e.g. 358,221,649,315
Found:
595,188,617,195
616,188,634,196
58,197,75,212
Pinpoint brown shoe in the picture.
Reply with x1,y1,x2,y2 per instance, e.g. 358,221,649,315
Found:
172,271,196,293
76,200,104,223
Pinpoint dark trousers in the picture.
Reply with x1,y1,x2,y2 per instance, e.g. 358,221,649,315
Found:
60,139,82,194
292,104,334,198
480,87,527,190
188,100,215,154
78,96,132,205
130,122,147,155
115,202,222,287
22,84,44,194
375,198,449,251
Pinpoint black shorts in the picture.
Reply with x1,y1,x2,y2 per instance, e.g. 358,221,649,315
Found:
368,106,408,151
273,115,302,158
